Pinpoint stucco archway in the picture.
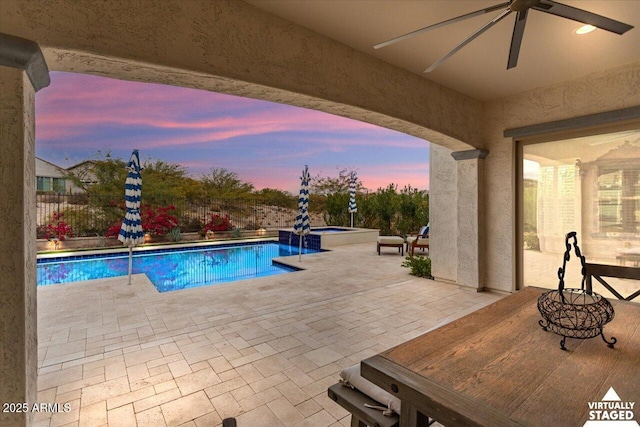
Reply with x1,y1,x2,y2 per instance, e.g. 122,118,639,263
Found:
1,0,482,153
0,2,492,425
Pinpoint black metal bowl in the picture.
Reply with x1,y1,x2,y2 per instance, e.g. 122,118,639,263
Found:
538,288,616,350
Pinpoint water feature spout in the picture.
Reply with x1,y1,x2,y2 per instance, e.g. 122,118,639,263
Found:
288,231,293,255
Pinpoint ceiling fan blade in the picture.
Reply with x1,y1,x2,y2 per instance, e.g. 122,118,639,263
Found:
507,9,529,69
425,8,512,73
534,0,633,34
374,2,510,49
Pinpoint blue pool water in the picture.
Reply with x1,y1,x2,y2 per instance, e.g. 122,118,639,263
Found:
311,227,349,233
37,241,320,292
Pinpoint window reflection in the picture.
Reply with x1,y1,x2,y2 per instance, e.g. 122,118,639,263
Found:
522,129,640,300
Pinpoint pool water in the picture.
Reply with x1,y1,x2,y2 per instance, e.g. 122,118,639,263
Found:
37,242,319,292
311,227,349,233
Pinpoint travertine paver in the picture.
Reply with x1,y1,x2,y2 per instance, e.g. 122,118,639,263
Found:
36,242,503,426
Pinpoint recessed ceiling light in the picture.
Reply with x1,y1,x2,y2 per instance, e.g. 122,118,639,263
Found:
576,24,597,35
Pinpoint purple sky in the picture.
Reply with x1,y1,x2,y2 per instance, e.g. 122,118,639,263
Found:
35,72,430,193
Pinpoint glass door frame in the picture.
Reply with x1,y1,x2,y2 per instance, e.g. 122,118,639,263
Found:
510,111,640,291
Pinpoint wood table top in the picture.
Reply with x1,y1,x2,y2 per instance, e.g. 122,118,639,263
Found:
361,287,640,427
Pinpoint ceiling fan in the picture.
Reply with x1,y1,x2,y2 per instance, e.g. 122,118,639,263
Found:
374,0,634,73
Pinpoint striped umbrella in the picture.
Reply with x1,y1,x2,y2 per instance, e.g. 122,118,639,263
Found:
348,171,357,228
293,165,311,261
117,150,143,285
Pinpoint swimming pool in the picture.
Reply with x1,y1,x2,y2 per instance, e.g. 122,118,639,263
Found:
37,241,320,292
311,227,350,233
278,227,379,249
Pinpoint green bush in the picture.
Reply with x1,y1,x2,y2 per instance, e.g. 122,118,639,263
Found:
322,192,350,226
179,216,203,233
396,186,429,237
356,194,377,229
61,206,121,237
168,227,182,242
401,255,432,278
372,184,399,235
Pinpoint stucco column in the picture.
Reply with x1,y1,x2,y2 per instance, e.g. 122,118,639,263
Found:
452,149,489,291
0,34,50,427
429,144,458,284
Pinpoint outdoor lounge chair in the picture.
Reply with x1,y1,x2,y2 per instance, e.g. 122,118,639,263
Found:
617,247,640,266
409,236,429,256
406,225,429,256
377,236,404,255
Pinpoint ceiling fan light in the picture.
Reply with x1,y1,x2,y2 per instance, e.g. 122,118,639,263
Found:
576,24,596,35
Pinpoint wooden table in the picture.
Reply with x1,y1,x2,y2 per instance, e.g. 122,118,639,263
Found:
361,287,640,427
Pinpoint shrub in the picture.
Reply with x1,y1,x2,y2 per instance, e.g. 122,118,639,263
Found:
322,192,350,226
243,221,260,230
401,255,432,279
105,223,122,238
39,212,73,241
67,193,89,205
396,186,429,237
61,207,120,237
201,213,234,236
105,204,178,237
167,227,182,242
178,216,203,233
142,205,178,236
372,184,399,235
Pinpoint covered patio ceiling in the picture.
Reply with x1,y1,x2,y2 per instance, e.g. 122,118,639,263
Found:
247,0,640,101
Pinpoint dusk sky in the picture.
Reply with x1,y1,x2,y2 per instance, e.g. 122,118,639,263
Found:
35,72,430,193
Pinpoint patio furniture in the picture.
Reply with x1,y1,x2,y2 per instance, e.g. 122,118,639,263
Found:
328,383,399,427
377,236,404,255
361,286,640,427
406,225,429,256
408,236,429,256
585,263,640,301
617,247,640,266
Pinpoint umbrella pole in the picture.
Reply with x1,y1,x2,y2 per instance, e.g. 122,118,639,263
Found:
128,245,133,285
350,213,353,228
299,234,303,261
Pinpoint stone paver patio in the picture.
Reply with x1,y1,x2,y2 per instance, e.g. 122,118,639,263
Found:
35,242,503,427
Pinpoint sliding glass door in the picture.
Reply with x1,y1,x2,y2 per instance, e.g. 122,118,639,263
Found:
521,129,640,300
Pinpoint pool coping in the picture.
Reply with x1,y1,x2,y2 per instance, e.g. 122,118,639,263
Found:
37,237,280,260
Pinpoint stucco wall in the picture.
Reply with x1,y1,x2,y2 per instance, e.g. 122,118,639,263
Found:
482,61,640,292
0,66,37,427
0,0,482,153
1,3,639,425
0,0,638,309
429,144,457,284
456,156,485,290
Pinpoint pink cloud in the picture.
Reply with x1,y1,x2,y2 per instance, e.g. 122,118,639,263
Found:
36,72,431,192
228,162,430,194
37,72,426,151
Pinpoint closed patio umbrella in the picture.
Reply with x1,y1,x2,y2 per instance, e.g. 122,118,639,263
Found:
117,150,144,285
348,171,357,228
293,165,311,261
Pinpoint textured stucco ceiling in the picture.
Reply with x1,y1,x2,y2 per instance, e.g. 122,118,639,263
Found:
246,0,640,101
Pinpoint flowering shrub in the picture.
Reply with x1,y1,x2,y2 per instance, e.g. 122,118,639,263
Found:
105,223,122,238
105,205,178,237
40,212,73,241
142,205,178,236
201,213,234,236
